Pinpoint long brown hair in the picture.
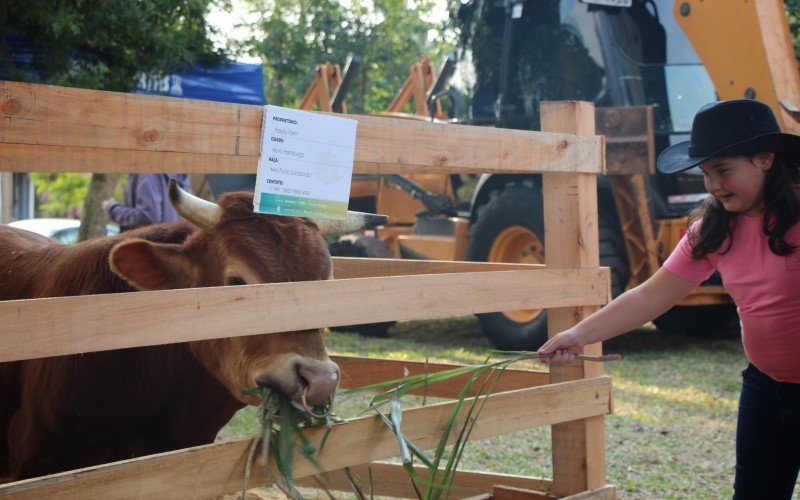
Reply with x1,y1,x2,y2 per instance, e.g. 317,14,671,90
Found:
687,153,800,258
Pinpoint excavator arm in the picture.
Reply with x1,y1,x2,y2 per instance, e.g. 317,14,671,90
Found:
676,0,800,133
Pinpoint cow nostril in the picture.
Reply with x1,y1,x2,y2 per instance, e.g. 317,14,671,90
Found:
300,386,333,417
297,362,339,407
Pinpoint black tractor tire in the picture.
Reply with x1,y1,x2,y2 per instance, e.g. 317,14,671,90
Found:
653,303,739,336
328,239,396,337
466,181,547,350
467,181,630,351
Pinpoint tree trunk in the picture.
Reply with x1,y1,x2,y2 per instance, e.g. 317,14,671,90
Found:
79,173,121,241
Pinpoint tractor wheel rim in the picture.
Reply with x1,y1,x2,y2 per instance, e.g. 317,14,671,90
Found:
488,226,545,324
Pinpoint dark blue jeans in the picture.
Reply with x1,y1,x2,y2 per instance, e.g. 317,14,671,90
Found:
734,363,800,499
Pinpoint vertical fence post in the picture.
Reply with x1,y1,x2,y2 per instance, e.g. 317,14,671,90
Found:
541,101,607,495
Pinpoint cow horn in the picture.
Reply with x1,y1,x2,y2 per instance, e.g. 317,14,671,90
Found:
168,179,222,230
313,211,388,236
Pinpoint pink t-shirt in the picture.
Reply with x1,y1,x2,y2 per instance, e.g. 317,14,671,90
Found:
663,213,800,383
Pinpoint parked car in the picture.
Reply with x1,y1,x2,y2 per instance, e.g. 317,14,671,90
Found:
6,218,119,244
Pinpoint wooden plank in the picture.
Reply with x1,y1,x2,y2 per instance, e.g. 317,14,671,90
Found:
332,256,543,279
317,65,334,113
333,356,550,394
412,61,428,115
541,101,607,496
0,81,604,175
493,484,552,499
0,268,609,363
297,461,553,498
562,485,616,500
0,143,257,174
0,377,612,499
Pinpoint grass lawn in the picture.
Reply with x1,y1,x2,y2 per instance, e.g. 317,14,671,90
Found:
220,316,798,499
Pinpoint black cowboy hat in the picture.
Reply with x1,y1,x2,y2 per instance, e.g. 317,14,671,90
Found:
656,99,800,174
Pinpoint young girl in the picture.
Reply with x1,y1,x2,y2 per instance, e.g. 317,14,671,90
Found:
538,99,800,499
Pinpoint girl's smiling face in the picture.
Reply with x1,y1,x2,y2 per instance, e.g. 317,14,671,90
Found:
700,152,774,216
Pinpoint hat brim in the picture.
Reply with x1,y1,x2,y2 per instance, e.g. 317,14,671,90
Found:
656,133,800,174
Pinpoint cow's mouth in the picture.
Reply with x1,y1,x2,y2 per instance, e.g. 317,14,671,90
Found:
292,386,334,418
252,355,340,409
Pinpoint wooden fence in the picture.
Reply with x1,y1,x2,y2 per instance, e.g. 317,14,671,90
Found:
0,80,614,499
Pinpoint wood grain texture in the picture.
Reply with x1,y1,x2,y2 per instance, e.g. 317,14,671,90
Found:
297,461,554,498
0,377,612,499
0,81,603,175
541,101,607,496
331,256,544,279
332,355,550,394
0,268,609,363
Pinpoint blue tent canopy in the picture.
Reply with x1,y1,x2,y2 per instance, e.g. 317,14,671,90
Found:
2,35,265,106
135,61,265,105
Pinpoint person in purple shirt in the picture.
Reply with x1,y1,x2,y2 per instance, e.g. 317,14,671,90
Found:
103,174,192,231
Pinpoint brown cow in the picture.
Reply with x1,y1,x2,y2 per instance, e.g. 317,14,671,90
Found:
0,182,384,482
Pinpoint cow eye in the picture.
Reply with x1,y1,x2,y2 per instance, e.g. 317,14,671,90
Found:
227,277,246,286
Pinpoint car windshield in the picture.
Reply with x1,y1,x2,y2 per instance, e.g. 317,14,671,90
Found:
7,219,119,243
51,227,79,244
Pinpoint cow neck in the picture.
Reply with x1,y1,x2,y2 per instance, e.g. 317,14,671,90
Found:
10,222,196,299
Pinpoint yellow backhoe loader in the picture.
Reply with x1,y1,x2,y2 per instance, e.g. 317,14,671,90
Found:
305,1,800,348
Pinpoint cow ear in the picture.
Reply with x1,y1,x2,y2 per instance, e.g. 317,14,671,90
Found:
109,239,194,291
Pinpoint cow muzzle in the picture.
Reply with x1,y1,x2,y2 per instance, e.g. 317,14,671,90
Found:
254,355,340,410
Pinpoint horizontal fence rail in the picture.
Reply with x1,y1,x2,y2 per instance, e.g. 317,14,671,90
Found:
331,256,548,279
298,461,554,499
0,267,609,362
332,355,552,395
0,376,612,499
0,81,604,175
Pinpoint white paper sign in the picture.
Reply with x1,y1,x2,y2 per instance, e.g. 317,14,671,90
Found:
254,105,357,220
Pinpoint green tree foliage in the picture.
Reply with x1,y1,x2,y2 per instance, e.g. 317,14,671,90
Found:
30,173,91,218
1,0,224,91
236,0,454,113
2,0,223,229
28,174,126,218
787,0,800,57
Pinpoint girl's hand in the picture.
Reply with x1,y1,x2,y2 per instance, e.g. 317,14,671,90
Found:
537,329,586,365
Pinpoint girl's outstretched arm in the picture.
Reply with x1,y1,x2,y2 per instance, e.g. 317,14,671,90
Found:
538,267,699,364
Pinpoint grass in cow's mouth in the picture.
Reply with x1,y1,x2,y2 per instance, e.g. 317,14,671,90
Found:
236,353,526,499
239,351,616,499
337,350,563,499
239,386,338,499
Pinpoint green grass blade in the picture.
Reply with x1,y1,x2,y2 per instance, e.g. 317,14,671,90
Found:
443,364,512,495
318,415,333,452
423,366,488,498
338,365,481,400
390,398,412,464
439,368,504,494
277,398,296,492
343,467,366,500
404,438,435,469
368,467,375,500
